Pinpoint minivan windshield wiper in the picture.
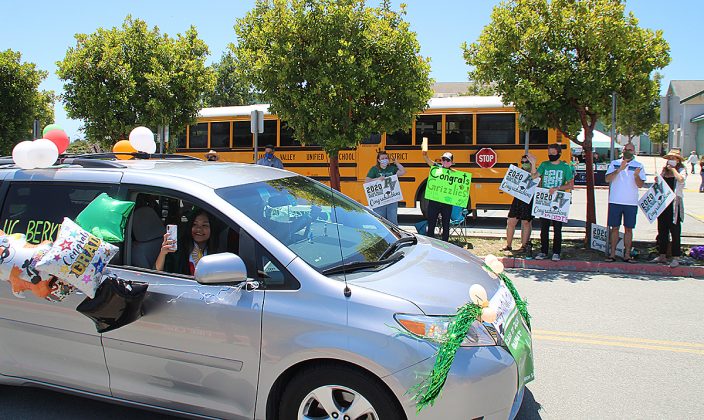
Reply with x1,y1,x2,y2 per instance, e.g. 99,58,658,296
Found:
377,235,417,261
321,253,404,276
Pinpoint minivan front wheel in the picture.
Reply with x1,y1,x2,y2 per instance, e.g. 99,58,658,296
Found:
278,365,402,420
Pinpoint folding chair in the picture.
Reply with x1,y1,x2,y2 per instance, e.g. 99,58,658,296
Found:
447,205,470,243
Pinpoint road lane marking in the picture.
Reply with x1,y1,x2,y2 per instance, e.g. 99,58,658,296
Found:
533,335,704,355
534,329,704,348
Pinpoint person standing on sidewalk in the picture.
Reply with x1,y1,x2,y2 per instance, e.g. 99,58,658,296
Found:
699,156,704,193
652,149,687,267
604,143,646,262
365,151,406,225
501,155,534,253
528,145,574,261
686,151,698,174
422,150,455,242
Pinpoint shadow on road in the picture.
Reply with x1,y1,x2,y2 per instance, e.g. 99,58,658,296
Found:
516,387,543,419
510,269,694,283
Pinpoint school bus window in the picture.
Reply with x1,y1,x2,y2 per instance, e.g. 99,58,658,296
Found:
361,132,381,145
415,115,442,145
189,123,208,148
476,114,515,144
259,120,277,147
210,122,230,148
445,114,473,144
520,128,549,144
233,120,251,148
177,130,187,148
280,121,301,147
386,128,411,146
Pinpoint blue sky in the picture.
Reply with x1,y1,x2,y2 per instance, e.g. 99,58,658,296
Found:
2,0,701,140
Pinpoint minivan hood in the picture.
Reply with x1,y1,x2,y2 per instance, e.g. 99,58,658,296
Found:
347,236,502,315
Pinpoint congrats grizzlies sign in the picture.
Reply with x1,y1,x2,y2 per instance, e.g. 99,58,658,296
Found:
500,164,540,204
425,167,471,207
531,187,571,222
638,175,675,223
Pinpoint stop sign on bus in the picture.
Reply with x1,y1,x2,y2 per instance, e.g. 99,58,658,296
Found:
475,148,497,168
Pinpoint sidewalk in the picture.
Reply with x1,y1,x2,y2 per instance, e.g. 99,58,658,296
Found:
499,256,704,278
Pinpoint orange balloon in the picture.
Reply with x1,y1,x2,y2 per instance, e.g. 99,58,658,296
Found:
112,140,136,160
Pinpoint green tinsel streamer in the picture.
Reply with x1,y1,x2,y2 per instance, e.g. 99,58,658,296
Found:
411,303,483,412
498,272,531,330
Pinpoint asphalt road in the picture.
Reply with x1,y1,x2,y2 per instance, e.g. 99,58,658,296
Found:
1,270,702,419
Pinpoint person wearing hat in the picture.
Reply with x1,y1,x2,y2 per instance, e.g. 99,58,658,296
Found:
652,149,687,267
422,150,456,242
205,150,219,162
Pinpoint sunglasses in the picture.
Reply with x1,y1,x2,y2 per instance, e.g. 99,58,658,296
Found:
441,157,451,162
521,160,529,164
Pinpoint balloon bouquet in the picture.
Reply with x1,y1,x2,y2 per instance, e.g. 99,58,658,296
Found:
11,125,70,169
111,127,157,159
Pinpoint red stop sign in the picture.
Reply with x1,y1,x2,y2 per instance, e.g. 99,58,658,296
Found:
475,148,497,168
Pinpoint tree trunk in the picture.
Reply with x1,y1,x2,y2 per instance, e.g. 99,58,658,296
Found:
583,126,596,243
328,151,341,191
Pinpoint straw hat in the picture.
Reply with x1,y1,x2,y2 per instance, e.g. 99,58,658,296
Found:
663,149,684,162
205,150,218,159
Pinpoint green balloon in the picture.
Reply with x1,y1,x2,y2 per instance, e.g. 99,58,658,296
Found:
42,124,63,136
75,193,135,243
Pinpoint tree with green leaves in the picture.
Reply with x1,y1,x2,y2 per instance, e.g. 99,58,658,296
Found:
57,16,215,149
203,51,259,107
464,81,496,96
233,0,433,190
0,49,55,155
604,73,662,143
463,0,670,232
648,122,669,153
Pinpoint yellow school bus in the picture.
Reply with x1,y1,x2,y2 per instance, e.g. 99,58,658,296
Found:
176,96,569,215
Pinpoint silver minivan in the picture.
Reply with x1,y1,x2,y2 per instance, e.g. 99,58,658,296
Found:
0,158,530,419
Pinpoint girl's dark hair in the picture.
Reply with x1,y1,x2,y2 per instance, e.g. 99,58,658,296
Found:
376,151,389,168
182,209,218,256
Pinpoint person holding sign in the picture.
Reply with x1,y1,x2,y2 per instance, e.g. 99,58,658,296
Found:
423,150,456,241
501,155,534,253
604,143,646,263
528,145,574,261
652,150,687,267
365,151,406,224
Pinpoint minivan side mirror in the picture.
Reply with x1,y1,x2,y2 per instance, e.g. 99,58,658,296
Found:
194,253,248,285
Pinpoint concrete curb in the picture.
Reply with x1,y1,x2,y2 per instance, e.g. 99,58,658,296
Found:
498,257,704,277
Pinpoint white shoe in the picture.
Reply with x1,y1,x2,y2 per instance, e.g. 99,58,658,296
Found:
669,259,680,268
551,254,561,261
535,253,547,260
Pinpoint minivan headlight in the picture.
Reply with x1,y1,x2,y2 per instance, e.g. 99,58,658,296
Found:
394,314,496,346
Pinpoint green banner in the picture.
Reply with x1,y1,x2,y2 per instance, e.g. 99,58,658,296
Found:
424,167,471,207
503,306,535,388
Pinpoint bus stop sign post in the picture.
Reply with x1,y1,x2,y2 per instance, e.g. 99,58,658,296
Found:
251,110,264,162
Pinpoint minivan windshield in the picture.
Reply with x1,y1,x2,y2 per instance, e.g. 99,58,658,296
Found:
216,176,402,272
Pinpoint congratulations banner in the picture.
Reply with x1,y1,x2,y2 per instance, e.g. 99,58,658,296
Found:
424,167,471,207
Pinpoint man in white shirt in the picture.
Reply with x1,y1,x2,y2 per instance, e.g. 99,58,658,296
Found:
686,151,699,174
604,143,646,262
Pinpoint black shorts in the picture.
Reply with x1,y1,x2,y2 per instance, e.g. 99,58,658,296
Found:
508,197,534,221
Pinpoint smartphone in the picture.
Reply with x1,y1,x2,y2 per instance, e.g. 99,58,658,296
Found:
421,137,428,152
166,224,178,251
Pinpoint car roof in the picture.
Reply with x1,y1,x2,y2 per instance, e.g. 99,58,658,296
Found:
0,159,294,190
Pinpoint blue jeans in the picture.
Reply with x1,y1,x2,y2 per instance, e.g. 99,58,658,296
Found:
373,202,399,225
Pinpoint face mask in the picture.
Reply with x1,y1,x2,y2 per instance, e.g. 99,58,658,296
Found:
548,153,560,162
379,158,389,166
622,151,634,160
667,159,677,167
521,163,531,171
265,153,273,159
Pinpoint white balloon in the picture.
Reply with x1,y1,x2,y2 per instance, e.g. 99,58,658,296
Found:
12,141,36,169
469,284,488,306
481,307,497,323
129,126,156,154
484,254,499,267
33,139,59,168
489,259,505,274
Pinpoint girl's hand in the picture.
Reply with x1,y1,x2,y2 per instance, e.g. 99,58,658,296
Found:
160,233,176,254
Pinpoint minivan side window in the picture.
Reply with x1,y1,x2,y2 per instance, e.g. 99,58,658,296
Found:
126,192,241,277
0,182,118,244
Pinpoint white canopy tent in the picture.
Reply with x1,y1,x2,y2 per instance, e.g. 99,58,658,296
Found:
570,129,622,154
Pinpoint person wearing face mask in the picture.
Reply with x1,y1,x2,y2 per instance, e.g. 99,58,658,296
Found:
256,144,284,169
528,144,574,261
652,149,687,267
603,143,646,262
500,155,535,253
422,151,456,242
365,151,406,224
204,150,219,162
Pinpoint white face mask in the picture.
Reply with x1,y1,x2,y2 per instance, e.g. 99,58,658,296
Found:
667,159,677,167
379,158,389,167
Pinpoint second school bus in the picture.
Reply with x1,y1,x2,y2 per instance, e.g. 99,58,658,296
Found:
176,96,569,215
